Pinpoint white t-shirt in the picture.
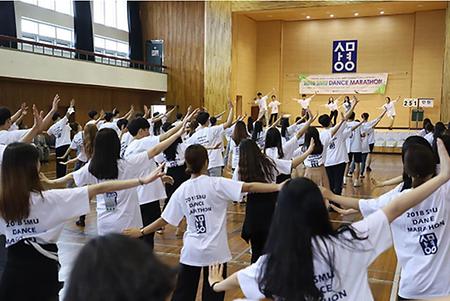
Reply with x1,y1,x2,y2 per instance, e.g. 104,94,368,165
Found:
186,124,225,169
324,124,352,167
343,101,352,112
424,132,434,145
360,128,370,154
47,116,71,148
0,187,90,247
0,144,6,164
156,142,187,168
256,96,268,111
417,129,427,137
265,136,298,161
327,101,338,111
237,210,392,301
98,121,121,136
359,181,450,299
268,100,281,114
124,135,167,205
346,121,362,153
383,101,396,117
161,175,243,266
228,139,240,170
0,129,30,145
70,131,88,163
232,158,292,183
85,119,96,126
363,118,379,145
120,131,134,158
298,97,312,109
73,153,151,235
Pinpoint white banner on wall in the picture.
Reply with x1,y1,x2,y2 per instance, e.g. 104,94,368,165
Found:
299,73,388,94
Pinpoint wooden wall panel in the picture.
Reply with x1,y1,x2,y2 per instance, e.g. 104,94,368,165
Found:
411,10,446,124
140,1,205,113
279,14,416,127
0,78,164,126
231,14,257,116
204,1,232,115
442,4,450,123
255,21,282,109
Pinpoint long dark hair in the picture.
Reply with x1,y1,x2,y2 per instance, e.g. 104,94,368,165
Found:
64,234,175,301
83,124,98,160
247,116,254,134
259,178,367,300
238,139,276,183
303,127,323,155
264,128,284,159
404,145,436,188
162,123,183,162
400,136,433,191
185,144,208,175
88,128,120,179
231,121,248,145
0,143,43,222
252,121,263,141
153,120,162,136
280,118,289,138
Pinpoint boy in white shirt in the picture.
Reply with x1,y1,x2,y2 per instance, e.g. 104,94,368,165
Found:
185,101,234,177
293,92,317,118
254,89,274,125
268,95,281,126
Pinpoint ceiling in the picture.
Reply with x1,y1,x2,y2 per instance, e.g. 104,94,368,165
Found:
241,1,448,22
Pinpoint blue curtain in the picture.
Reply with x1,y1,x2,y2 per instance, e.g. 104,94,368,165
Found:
0,1,17,48
127,1,143,62
73,0,94,60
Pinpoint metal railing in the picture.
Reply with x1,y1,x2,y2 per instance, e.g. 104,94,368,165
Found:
0,35,166,73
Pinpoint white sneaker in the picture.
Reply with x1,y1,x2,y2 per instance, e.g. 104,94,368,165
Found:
343,177,347,185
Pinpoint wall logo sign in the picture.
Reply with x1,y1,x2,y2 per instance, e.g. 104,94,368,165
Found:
332,40,358,73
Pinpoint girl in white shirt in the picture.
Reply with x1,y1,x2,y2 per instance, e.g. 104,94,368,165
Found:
327,96,340,125
0,142,165,301
123,144,283,301
226,121,249,172
207,142,450,300
382,96,400,129
324,138,450,300
236,139,313,263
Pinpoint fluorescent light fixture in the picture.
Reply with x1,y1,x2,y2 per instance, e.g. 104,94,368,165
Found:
380,11,385,14
306,15,311,19
354,12,359,16
330,14,334,18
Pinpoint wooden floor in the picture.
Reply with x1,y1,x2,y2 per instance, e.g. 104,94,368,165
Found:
47,153,403,301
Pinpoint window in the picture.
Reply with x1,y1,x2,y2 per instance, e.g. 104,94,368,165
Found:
93,0,128,31
94,35,129,59
20,0,73,15
21,18,74,48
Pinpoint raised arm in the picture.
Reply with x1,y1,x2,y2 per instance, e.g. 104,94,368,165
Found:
321,186,360,209
223,100,234,130
241,181,282,193
269,116,282,129
295,111,317,139
11,102,27,124
40,94,60,131
147,126,185,158
65,99,75,119
292,138,315,168
214,111,226,120
20,105,43,144
382,139,450,223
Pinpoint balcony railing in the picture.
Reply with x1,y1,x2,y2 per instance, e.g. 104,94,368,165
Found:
0,35,166,73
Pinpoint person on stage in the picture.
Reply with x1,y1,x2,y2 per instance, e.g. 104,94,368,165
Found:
268,95,281,126
254,89,275,125
292,92,316,118
382,96,400,130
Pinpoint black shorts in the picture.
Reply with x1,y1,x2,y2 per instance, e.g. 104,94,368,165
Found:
369,143,375,153
348,152,363,163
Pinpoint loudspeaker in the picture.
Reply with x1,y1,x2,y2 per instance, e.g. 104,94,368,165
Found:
145,40,164,72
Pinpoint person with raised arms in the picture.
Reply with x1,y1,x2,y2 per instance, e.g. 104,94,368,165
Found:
292,92,317,118
206,138,450,301
322,138,450,300
254,89,275,125
124,144,284,301
0,142,165,301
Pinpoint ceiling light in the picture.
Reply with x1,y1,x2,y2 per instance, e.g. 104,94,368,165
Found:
306,15,311,19
380,11,385,15
330,14,334,18
354,12,359,16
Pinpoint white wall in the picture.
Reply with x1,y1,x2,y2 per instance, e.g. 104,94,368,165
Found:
0,48,167,92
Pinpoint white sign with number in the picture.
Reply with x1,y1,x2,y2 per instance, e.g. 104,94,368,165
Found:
403,98,418,107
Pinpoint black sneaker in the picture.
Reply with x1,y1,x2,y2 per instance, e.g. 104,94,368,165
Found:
366,166,372,172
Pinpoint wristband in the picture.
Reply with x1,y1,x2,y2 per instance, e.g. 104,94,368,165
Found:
138,178,144,185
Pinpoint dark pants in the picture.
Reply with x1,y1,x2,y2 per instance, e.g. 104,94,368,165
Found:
171,263,227,301
140,201,162,249
55,144,70,178
0,235,5,282
325,162,347,195
330,110,338,125
0,241,61,301
250,236,266,263
269,113,278,125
